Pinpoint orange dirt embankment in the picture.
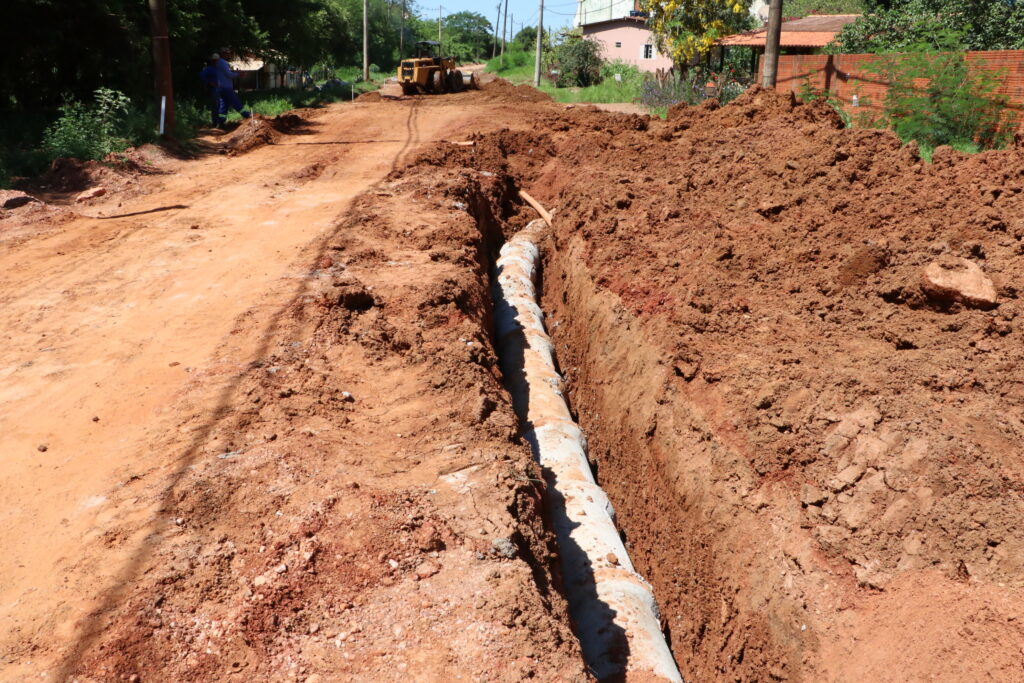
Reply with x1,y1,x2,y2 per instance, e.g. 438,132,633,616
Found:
541,89,1024,681
426,88,1024,680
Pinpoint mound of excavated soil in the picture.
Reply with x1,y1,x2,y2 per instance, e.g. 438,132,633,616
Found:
418,85,1024,680
223,113,312,155
19,156,139,197
224,117,279,155
479,77,552,103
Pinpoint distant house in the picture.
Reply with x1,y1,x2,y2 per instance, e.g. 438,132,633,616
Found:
575,0,672,72
718,14,860,56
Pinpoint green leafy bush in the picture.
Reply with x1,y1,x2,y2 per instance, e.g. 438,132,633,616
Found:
550,38,603,88
858,38,1015,150
42,88,132,161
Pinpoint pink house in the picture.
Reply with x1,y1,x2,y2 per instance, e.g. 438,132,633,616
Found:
575,0,673,72
582,16,673,72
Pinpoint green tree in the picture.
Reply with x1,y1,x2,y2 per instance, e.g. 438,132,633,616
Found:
442,11,493,61
858,34,1016,150
641,0,754,66
829,0,1024,53
549,36,604,87
514,26,538,50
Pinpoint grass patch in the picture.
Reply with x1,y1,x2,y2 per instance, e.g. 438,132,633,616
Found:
917,140,981,163
0,85,366,187
539,79,640,104
485,50,535,83
486,51,647,106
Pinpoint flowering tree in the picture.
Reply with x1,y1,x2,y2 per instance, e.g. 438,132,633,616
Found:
640,0,753,66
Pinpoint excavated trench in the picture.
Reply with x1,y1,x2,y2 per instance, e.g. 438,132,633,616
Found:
538,235,804,680
468,180,804,681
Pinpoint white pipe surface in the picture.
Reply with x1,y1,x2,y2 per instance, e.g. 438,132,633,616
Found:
493,219,682,682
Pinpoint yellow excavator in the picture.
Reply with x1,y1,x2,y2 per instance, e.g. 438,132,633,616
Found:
397,41,477,95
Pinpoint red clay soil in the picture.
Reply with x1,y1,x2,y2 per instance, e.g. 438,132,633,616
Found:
536,88,1024,681
420,87,1024,680
0,94,588,682
65,164,584,682
7,80,1024,682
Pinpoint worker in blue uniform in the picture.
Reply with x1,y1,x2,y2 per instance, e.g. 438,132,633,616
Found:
200,51,251,128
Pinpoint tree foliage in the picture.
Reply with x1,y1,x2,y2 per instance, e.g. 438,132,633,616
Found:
641,0,754,65
514,26,538,51
550,37,604,87
0,0,421,112
856,35,1016,149
828,0,1024,53
442,11,493,61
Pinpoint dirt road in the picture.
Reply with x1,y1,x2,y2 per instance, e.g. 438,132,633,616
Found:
0,96,584,681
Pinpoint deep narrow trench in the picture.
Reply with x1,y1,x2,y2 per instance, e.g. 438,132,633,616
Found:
485,205,682,682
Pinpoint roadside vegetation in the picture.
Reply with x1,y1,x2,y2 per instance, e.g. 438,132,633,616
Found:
0,1,492,188
487,34,754,113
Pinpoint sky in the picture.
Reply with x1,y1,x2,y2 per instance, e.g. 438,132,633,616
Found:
427,0,582,35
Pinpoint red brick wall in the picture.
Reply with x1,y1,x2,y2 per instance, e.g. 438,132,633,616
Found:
759,51,1024,128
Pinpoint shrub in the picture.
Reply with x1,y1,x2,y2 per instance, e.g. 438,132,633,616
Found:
638,65,749,109
600,60,644,91
42,87,132,161
550,38,603,88
859,38,1016,150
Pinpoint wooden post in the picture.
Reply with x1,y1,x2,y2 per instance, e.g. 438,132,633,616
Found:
493,3,501,58
363,0,370,81
502,0,509,57
533,0,543,87
400,0,406,59
148,0,174,138
761,0,783,87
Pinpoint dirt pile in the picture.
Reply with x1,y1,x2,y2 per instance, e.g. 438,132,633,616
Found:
414,86,1024,680
224,113,312,156
479,77,553,104
17,156,141,198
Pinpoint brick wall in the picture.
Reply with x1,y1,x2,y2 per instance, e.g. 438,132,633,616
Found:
759,51,1024,128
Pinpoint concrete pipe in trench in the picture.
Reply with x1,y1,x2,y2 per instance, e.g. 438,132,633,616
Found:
493,218,682,682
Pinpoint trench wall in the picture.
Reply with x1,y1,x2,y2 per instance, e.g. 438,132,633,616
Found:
761,50,1024,129
540,233,819,681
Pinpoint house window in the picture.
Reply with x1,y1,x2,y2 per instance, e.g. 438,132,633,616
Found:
615,41,622,48
643,44,653,59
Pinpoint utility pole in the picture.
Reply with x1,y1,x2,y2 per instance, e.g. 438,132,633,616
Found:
493,4,501,58
438,5,443,47
148,0,174,138
501,0,509,61
400,0,406,59
363,0,370,81
761,0,783,87
534,0,543,87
